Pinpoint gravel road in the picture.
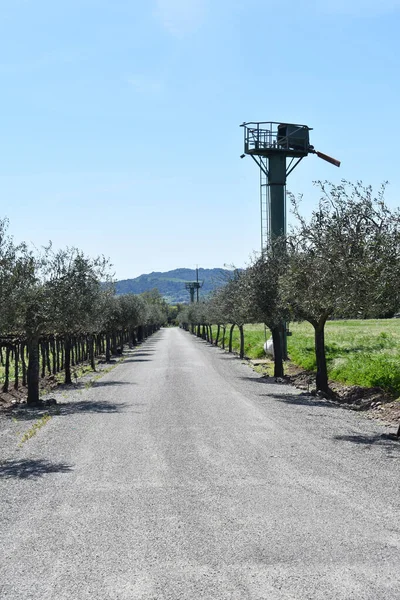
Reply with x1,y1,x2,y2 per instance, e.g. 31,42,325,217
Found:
1,327,400,599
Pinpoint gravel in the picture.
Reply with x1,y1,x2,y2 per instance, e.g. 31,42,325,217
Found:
1,328,400,599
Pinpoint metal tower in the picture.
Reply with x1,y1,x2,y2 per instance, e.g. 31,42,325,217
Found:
241,122,340,249
241,121,340,358
184,267,203,303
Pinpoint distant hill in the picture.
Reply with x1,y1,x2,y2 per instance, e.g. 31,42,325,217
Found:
114,268,233,304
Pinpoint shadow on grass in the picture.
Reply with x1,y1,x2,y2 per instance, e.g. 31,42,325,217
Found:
293,341,394,360
326,341,397,356
0,459,73,479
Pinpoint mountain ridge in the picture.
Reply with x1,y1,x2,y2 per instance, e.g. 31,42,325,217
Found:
114,267,232,303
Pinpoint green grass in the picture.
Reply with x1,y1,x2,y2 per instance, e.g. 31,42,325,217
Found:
288,320,400,395
18,413,52,447
212,320,400,396
211,324,269,360
211,325,267,360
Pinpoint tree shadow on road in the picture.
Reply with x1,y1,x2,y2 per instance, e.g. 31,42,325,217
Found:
47,380,134,392
239,376,289,385
55,400,130,416
123,358,152,363
11,400,130,420
98,358,119,365
259,391,339,411
334,433,400,449
90,381,134,388
0,458,73,479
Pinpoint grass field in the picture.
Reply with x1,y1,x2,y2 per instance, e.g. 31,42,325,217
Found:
213,320,400,396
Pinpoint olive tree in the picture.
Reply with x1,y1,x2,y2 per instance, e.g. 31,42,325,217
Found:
282,181,400,394
45,248,111,384
247,242,288,377
0,220,38,395
214,270,252,359
207,291,228,348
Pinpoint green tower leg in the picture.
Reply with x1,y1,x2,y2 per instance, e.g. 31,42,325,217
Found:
268,154,287,358
268,154,286,238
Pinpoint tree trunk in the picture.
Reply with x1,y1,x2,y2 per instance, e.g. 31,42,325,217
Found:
27,336,40,405
228,324,235,353
46,341,51,374
64,336,72,384
221,326,226,350
271,325,284,378
14,344,19,390
40,342,46,378
105,336,111,362
2,346,10,393
215,324,220,347
21,343,27,387
71,339,75,367
89,335,96,371
51,339,56,375
111,333,117,355
56,338,60,372
314,321,330,393
239,324,245,359
60,339,65,371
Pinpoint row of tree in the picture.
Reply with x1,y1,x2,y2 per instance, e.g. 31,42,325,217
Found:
0,220,168,405
179,181,400,395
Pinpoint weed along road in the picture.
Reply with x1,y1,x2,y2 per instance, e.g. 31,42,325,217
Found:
1,328,400,599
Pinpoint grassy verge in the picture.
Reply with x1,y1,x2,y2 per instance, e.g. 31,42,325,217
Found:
17,413,52,447
211,320,400,396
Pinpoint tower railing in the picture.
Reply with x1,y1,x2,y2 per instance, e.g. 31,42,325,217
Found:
242,121,310,155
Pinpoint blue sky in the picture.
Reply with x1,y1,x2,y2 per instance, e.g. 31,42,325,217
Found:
1,0,399,279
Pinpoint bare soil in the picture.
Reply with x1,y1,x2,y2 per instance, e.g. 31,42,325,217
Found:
0,357,120,413
0,373,64,411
